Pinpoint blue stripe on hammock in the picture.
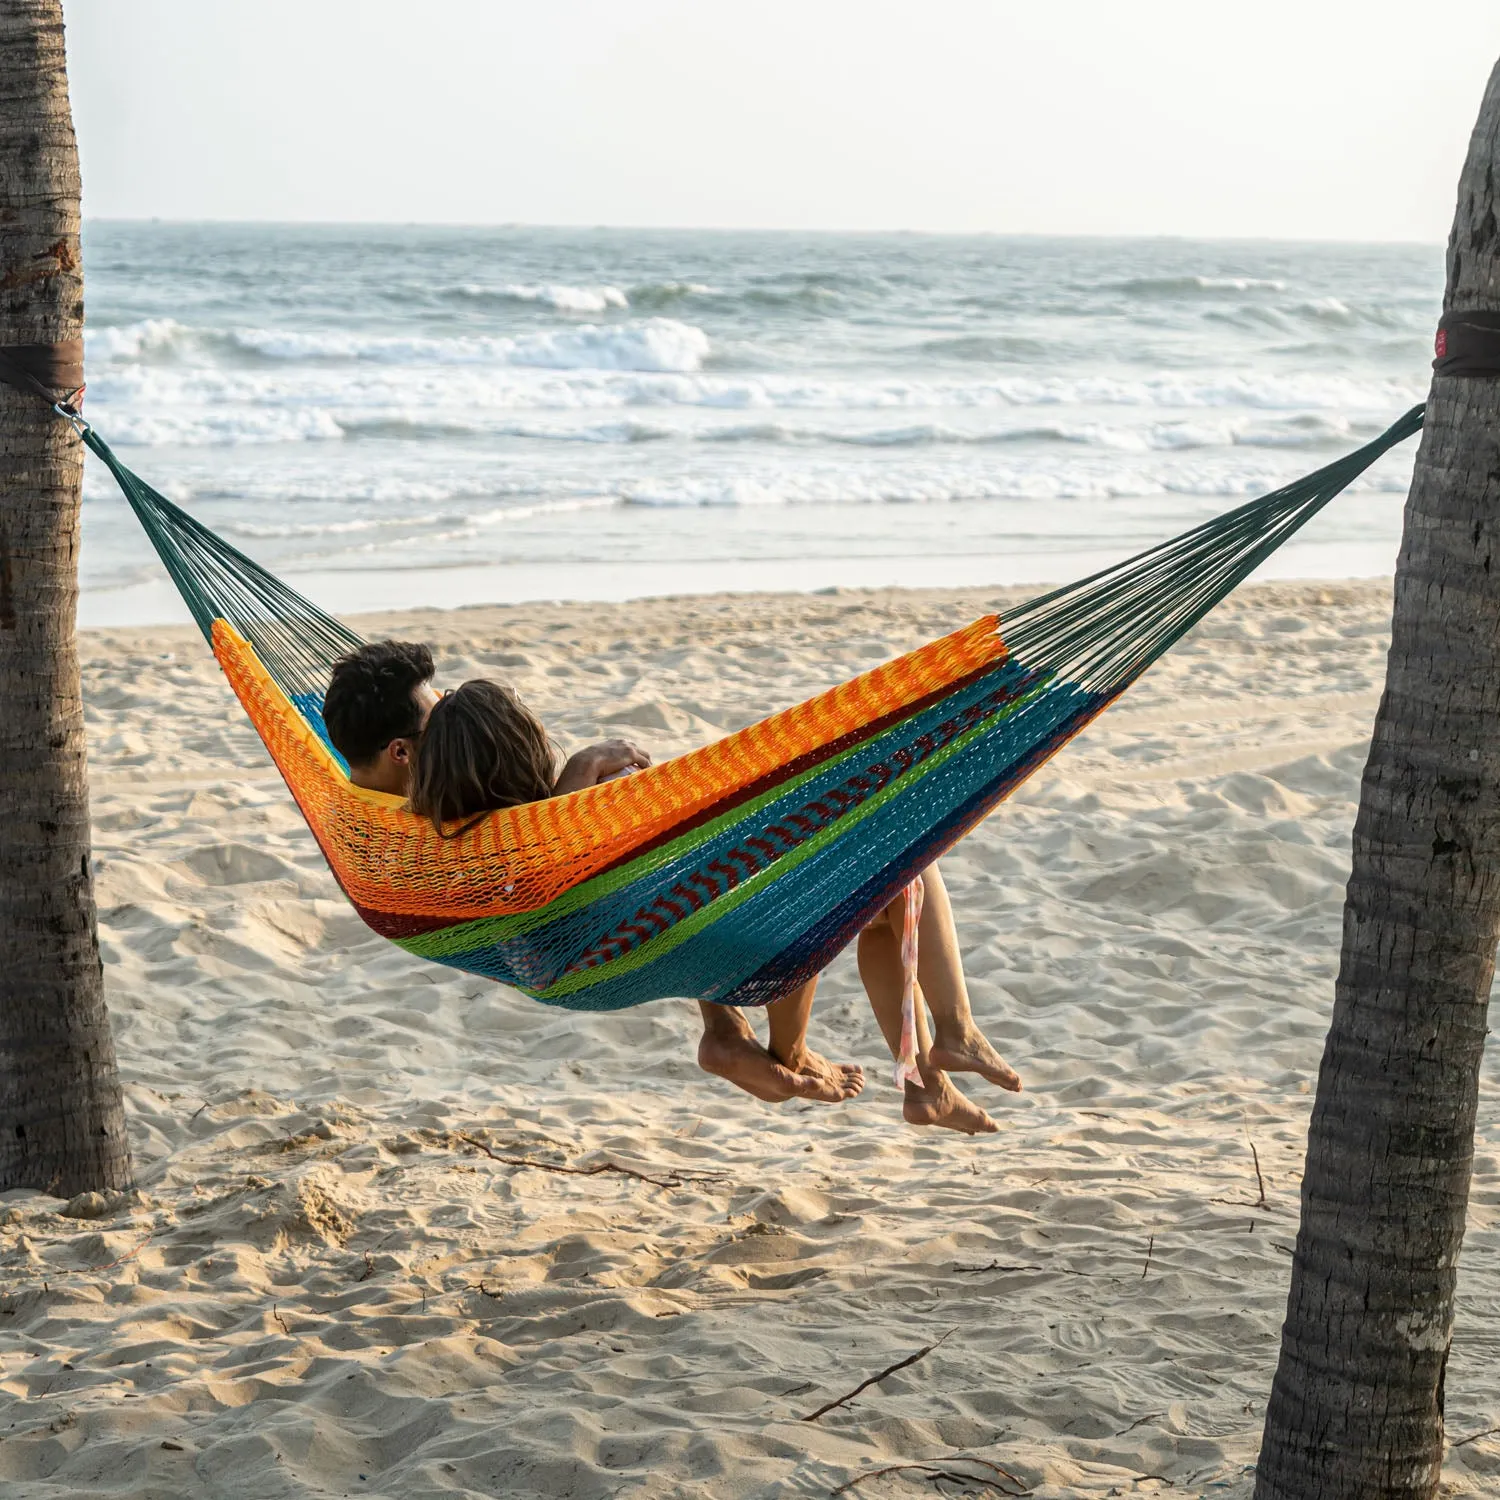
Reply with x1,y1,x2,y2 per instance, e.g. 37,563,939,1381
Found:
420,669,1103,1009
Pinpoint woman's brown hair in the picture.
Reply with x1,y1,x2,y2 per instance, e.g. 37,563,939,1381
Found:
408,679,558,834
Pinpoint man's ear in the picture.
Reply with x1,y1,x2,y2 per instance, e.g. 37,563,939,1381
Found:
388,737,414,767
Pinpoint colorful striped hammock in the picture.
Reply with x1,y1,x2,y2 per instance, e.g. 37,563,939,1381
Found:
82,407,1423,1012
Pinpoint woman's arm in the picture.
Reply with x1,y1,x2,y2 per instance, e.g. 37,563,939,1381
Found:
553,738,651,795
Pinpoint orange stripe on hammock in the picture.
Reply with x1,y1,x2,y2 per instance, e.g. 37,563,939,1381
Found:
212,614,1008,922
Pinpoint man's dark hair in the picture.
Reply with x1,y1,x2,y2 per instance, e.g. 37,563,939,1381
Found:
323,640,435,767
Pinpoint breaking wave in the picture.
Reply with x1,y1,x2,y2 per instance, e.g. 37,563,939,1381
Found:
86,317,712,374
1110,275,1289,296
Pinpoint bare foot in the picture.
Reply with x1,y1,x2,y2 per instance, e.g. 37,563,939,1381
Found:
697,1018,797,1102
929,1024,1022,1092
902,1073,999,1134
772,1044,865,1103
697,1011,861,1105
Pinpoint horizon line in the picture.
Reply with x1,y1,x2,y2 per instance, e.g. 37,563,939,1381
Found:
78,216,1446,250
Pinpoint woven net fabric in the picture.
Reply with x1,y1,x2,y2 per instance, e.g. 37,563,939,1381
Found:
82,406,1424,1011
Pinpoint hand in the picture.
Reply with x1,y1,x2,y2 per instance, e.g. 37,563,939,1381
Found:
553,738,652,795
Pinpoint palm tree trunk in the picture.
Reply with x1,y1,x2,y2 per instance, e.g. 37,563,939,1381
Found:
0,0,130,1195
1255,59,1500,1500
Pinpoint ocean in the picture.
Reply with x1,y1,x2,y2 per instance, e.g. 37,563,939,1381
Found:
77,223,1441,627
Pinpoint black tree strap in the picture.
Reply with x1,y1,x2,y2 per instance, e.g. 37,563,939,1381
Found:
1434,311,1500,377
0,339,84,411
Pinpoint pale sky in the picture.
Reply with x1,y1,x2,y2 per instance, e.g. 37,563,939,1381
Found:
63,0,1500,241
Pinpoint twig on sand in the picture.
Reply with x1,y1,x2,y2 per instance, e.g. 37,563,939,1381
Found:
802,1330,955,1423
271,1304,290,1335
357,1251,375,1282
952,1260,1089,1277
456,1131,723,1190
1250,1143,1269,1209
1452,1422,1500,1448
1141,1235,1154,1280
829,1457,1030,1497
84,1230,156,1275
1115,1412,1165,1437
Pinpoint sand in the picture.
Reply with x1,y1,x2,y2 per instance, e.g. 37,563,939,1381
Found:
2,580,1498,1499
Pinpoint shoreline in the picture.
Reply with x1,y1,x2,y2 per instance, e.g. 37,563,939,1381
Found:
76,539,1402,631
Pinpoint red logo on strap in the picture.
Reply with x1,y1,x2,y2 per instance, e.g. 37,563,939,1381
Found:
1436,328,1448,358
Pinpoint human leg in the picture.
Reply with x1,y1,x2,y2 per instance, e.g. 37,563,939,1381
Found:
765,976,864,1100
696,1001,797,1102
857,913,997,1134
910,864,1022,1092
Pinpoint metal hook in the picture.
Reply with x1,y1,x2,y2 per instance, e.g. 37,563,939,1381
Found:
52,400,90,437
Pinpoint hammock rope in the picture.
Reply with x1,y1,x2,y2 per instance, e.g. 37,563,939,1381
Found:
1002,402,1425,689
67,403,1422,1012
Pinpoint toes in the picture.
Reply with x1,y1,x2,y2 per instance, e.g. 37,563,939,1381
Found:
985,1058,1022,1091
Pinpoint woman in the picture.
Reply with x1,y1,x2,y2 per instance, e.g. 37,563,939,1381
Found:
411,680,1020,1132
408,679,644,823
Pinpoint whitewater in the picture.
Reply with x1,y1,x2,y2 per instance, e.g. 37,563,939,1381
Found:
77,225,1441,624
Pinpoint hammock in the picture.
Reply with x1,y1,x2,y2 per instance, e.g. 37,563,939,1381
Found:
80,406,1423,1012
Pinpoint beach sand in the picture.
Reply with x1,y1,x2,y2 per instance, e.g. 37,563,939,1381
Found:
2,580,1498,1498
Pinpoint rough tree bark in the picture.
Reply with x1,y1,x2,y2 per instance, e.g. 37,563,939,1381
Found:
0,0,130,1195
1255,59,1500,1500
